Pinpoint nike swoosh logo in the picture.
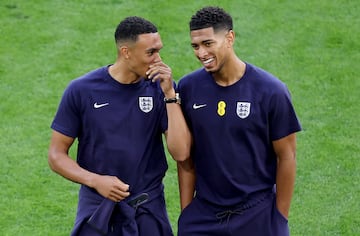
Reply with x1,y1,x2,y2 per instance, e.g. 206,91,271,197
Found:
193,103,207,109
94,102,109,109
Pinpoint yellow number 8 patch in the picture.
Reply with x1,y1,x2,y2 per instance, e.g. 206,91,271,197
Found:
217,101,226,116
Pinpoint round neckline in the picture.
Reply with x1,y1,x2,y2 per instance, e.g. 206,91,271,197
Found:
103,65,146,90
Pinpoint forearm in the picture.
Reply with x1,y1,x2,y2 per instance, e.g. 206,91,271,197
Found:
165,100,192,161
276,156,296,218
48,151,97,188
177,159,196,210
48,150,130,201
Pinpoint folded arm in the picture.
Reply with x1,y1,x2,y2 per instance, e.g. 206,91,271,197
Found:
146,60,192,162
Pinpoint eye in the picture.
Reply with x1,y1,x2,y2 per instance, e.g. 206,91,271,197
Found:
147,48,161,56
191,44,199,50
205,42,212,47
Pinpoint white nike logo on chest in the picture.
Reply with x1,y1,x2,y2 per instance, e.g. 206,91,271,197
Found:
193,103,207,109
93,102,109,109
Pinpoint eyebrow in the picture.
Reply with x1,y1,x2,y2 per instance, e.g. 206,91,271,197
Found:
146,47,160,52
192,39,214,45
202,39,213,43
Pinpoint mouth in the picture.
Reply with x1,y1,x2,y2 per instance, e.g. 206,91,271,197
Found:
201,57,215,67
203,57,214,64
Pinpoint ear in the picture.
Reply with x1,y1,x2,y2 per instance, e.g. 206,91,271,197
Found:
226,30,235,47
120,46,129,59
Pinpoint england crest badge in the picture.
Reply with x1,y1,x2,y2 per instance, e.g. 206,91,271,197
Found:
139,97,153,113
236,102,251,119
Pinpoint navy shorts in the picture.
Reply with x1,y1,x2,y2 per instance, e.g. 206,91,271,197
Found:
178,192,289,236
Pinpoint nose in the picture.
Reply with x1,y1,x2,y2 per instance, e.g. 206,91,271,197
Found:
197,46,208,58
154,52,161,62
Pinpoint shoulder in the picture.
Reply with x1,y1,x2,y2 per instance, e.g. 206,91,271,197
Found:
178,68,209,88
245,63,287,93
67,66,108,90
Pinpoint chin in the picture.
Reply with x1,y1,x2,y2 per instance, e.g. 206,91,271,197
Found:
204,66,218,73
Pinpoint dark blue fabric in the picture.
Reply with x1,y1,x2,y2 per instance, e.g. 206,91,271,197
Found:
177,63,301,206
51,66,168,192
51,65,172,235
72,185,173,236
178,191,289,236
87,199,118,235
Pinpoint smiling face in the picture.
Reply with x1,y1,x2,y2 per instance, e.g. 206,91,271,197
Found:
190,27,233,73
125,32,163,78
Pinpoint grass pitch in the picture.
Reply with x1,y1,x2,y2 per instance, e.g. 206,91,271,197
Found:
0,0,359,235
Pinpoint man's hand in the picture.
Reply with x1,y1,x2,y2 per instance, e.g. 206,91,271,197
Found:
91,175,130,202
146,60,175,98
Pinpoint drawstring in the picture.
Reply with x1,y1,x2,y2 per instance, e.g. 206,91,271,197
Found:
215,192,270,224
216,208,244,224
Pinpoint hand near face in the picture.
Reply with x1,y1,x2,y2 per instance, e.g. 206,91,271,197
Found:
146,60,175,97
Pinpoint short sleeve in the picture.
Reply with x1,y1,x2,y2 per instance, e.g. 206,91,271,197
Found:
50,82,82,138
269,85,301,141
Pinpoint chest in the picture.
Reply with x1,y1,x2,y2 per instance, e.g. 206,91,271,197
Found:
79,86,163,132
183,84,269,134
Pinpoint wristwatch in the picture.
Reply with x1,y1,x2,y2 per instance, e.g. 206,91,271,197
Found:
164,93,181,104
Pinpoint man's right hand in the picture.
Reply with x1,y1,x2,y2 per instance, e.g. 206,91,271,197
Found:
91,175,130,202
48,130,131,202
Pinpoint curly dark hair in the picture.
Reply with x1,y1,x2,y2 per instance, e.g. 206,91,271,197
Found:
114,16,158,44
190,6,233,32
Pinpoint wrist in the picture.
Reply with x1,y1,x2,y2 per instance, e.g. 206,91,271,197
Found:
87,172,99,189
164,93,181,104
163,89,176,99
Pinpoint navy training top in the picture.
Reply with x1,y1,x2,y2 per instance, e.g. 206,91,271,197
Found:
177,63,301,206
51,65,168,193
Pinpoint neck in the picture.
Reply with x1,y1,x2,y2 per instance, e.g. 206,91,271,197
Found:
213,56,246,86
108,62,142,84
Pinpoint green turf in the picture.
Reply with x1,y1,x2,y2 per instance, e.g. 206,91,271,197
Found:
0,0,359,235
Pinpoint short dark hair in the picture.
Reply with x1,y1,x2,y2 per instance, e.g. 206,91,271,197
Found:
190,6,233,32
115,16,158,44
